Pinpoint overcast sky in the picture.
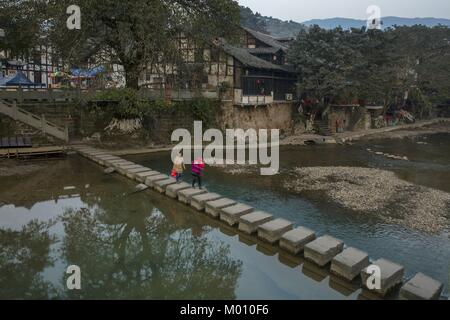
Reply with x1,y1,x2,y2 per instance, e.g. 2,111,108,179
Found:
238,0,450,22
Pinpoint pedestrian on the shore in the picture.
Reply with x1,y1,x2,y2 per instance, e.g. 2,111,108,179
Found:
172,152,185,183
191,157,205,189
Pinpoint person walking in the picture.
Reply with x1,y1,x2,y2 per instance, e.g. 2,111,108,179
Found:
191,157,205,189
172,152,185,183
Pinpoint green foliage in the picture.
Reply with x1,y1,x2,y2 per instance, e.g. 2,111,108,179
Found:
0,1,46,56
240,6,268,33
239,6,305,38
191,98,221,127
288,25,450,116
46,0,240,88
91,89,220,126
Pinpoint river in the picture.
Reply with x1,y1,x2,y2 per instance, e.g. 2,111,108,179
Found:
0,133,449,299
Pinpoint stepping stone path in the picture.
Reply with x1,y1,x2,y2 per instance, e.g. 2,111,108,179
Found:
220,203,254,226
304,235,344,267
238,211,273,235
280,227,316,255
178,188,207,204
145,174,169,187
399,273,443,300
191,193,222,211
331,247,370,281
154,178,177,193
257,219,293,244
126,167,152,179
205,198,237,218
361,258,404,297
166,183,191,198
117,165,144,175
72,145,443,301
135,171,160,183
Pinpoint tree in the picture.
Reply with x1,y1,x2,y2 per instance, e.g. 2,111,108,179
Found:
240,6,268,33
0,0,47,57
288,24,450,117
60,205,243,299
288,26,361,108
44,0,240,89
0,220,58,299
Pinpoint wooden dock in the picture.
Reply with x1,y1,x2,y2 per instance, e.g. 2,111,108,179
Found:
0,146,67,159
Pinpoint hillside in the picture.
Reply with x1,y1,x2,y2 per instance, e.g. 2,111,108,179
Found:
240,6,450,37
240,6,305,38
302,16,450,30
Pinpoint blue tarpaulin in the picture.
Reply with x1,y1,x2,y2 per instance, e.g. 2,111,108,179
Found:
0,71,43,87
70,66,105,78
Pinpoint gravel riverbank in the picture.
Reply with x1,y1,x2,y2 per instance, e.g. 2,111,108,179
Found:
285,167,450,234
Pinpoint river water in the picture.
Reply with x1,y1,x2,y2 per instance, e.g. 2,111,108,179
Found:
0,133,449,299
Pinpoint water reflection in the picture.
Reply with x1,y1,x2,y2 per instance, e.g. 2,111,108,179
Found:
0,220,57,299
60,207,243,299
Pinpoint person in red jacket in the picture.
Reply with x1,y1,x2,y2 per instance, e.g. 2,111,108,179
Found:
191,157,205,189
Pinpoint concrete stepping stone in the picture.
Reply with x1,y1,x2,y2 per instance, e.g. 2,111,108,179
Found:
178,188,207,204
304,235,344,267
97,156,119,161
104,167,116,174
117,164,142,170
87,152,109,159
145,174,169,187
95,154,117,159
166,183,191,198
126,167,152,179
109,159,130,164
117,165,144,175
361,258,404,297
220,203,254,226
154,178,177,193
331,247,370,281
111,161,135,168
238,211,273,235
98,157,121,166
87,151,108,156
191,193,222,211
94,155,116,161
205,198,237,218
135,171,160,183
399,273,443,300
257,219,293,244
280,227,316,255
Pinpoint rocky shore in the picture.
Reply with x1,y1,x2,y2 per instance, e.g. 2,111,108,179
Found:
285,166,450,234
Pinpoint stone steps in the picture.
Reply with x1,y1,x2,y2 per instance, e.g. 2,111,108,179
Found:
73,144,445,301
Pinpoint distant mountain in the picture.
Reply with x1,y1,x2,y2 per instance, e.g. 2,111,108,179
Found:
240,5,450,37
303,17,450,30
240,6,305,38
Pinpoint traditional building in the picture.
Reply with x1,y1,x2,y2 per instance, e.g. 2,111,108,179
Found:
0,45,64,88
138,26,298,106
1,26,298,106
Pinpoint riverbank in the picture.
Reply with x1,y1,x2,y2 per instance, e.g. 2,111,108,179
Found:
67,118,450,155
337,118,450,142
281,118,450,146
284,167,450,234
0,159,47,177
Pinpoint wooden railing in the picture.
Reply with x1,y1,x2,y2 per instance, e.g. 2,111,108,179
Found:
0,99,69,142
0,87,219,103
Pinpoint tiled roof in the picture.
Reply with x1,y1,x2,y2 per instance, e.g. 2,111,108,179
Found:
242,27,289,52
217,39,295,74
